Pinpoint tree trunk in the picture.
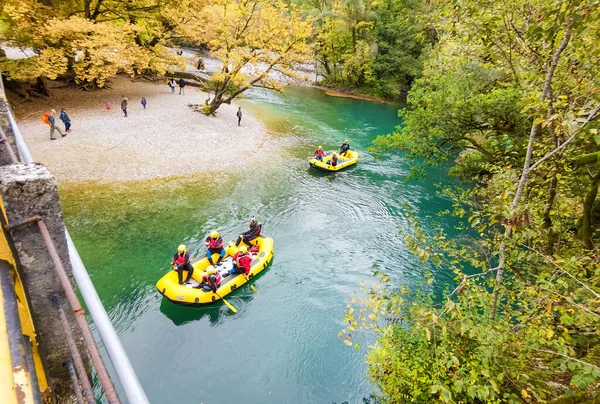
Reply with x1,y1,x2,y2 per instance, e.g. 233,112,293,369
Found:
489,27,572,320
542,166,559,254
33,77,50,97
578,172,600,253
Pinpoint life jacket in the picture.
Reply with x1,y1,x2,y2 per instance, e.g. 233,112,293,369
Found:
234,252,252,272
315,150,326,157
245,223,261,239
173,253,189,266
42,113,50,125
331,155,339,165
208,236,223,249
203,273,222,289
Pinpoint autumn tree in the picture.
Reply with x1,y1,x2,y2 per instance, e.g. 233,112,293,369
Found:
0,0,190,88
194,0,314,115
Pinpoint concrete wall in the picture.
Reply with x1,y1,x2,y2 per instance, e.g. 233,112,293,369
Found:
0,164,84,388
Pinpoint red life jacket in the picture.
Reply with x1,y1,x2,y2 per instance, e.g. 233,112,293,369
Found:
315,150,326,157
173,253,189,266
207,236,223,249
202,273,222,288
234,252,252,273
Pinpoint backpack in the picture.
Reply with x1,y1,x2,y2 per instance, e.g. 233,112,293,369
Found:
42,113,50,125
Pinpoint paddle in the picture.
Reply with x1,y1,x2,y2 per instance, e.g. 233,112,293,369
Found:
243,273,260,294
215,291,237,313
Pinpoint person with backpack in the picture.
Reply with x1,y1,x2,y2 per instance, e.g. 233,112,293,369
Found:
43,109,65,140
178,78,186,95
59,108,71,133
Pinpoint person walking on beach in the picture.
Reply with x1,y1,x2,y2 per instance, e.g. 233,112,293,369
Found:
43,109,65,140
121,96,128,117
236,107,242,126
168,78,175,94
141,97,147,110
59,108,72,133
106,101,112,112
178,78,186,95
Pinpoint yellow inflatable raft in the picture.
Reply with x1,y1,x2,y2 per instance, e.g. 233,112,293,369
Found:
156,236,274,306
309,150,359,171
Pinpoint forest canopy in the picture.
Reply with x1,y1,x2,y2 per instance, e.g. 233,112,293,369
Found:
346,0,600,402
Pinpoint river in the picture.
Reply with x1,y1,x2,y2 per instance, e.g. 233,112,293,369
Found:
61,86,458,403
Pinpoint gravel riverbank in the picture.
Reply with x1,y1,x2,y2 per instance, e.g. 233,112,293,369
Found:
13,75,270,183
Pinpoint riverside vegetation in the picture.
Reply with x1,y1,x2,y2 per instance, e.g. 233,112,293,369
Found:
342,0,600,403
2,0,600,402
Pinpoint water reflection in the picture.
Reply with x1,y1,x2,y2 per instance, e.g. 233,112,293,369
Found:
158,289,259,326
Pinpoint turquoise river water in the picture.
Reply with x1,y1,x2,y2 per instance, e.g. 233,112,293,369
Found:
61,86,459,403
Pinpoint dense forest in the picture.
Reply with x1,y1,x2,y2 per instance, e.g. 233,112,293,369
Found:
2,0,599,402
345,0,600,403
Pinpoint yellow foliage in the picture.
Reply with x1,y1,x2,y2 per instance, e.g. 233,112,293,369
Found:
196,0,314,112
0,0,186,85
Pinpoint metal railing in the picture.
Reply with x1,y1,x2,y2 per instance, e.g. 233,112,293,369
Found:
0,79,149,404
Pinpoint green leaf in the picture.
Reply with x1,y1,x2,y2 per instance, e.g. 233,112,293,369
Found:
440,387,452,402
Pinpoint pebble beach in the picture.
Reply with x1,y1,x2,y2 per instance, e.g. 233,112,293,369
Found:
13,75,269,183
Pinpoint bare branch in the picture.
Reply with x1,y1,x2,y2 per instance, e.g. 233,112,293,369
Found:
528,103,600,172
518,243,600,299
447,266,500,298
525,347,600,372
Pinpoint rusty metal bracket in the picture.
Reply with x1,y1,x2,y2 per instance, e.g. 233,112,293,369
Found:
3,216,42,231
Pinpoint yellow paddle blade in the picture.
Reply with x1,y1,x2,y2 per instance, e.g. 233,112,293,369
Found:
243,274,260,294
221,297,237,313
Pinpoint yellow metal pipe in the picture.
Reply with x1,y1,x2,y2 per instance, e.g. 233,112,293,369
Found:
0,274,20,404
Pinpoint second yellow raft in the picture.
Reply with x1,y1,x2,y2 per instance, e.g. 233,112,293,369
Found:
309,150,359,171
156,236,274,306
